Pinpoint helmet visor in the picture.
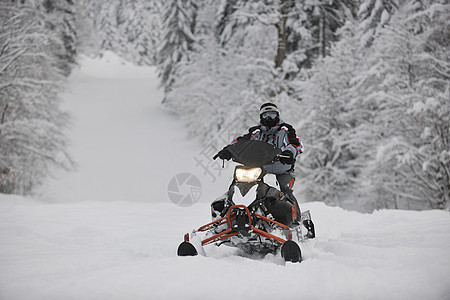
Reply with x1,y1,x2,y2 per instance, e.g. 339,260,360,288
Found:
261,111,278,119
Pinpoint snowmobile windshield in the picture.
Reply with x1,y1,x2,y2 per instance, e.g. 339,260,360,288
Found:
225,140,281,167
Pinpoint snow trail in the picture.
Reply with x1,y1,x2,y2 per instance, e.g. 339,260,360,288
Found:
43,52,232,204
1,53,449,300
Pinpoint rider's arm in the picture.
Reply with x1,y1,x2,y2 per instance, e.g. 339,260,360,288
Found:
215,126,261,160
280,124,304,157
232,125,261,144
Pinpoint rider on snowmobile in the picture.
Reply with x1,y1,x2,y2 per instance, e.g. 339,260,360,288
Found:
216,102,304,224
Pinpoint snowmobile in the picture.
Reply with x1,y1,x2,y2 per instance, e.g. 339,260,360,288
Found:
177,140,315,263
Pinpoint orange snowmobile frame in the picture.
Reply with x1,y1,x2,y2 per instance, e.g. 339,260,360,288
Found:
184,205,293,246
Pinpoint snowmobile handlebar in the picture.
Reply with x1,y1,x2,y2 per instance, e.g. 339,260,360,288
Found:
212,151,290,161
213,140,291,166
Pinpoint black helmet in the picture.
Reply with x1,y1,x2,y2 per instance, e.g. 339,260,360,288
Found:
260,102,280,128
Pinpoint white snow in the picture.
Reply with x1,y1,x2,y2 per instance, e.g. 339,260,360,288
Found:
1,53,450,300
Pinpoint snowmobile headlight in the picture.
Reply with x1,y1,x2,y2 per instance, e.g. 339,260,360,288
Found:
234,167,262,183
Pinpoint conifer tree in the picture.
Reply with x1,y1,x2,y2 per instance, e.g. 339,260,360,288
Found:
0,1,73,194
358,0,399,47
361,1,450,209
157,0,197,95
297,20,369,205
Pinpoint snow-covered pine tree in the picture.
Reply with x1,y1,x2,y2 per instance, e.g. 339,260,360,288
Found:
302,0,359,60
96,0,120,53
361,1,449,210
296,0,449,211
77,0,161,65
214,0,311,111
73,0,96,56
157,0,197,95
216,0,356,101
296,20,370,207
215,0,240,46
223,0,301,69
220,0,356,70
78,0,122,56
41,0,78,76
116,0,159,65
144,0,163,65
0,1,73,194
358,0,399,47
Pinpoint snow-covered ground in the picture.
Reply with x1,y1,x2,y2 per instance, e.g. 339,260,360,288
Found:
1,53,449,300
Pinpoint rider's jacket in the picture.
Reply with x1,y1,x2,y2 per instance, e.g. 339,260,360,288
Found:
233,118,304,175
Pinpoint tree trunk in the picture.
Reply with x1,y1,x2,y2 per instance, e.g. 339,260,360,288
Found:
319,10,326,58
275,20,287,68
274,0,289,69
1,103,7,125
0,102,7,137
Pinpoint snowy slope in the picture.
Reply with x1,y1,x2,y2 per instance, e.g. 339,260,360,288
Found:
1,53,450,300
40,52,233,204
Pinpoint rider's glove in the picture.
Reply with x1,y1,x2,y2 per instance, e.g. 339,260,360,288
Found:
280,150,295,164
217,149,232,161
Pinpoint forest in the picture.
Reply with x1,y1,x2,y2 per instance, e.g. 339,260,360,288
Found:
0,0,448,211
